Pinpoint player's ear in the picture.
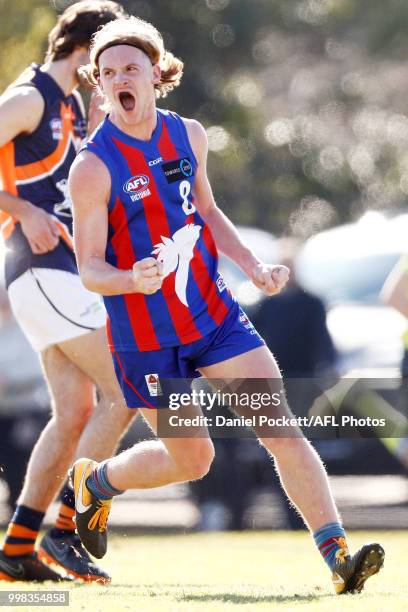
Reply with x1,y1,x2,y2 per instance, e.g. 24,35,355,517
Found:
152,64,161,85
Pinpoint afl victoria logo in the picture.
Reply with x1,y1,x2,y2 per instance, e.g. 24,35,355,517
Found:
123,174,150,193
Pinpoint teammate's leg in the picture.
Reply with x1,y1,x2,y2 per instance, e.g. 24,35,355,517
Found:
37,328,134,581
57,327,135,462
2,328,134,582
0,345,95,582
198,345,384,594
8,344,94,519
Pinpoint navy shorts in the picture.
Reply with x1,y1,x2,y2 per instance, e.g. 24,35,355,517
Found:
112,302,265,409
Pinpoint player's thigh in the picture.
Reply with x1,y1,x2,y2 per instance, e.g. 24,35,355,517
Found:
199,345,300,437
40,344,94,427
198,344,285,413
193,303,279,381
199,344,281,379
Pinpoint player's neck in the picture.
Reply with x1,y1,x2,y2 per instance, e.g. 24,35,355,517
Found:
41,59,78,96
109,107,158,141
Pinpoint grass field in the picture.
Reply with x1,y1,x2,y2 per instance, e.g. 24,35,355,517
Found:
0,530,406,611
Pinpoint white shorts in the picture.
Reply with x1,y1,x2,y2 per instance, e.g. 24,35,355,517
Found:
8,268,106,352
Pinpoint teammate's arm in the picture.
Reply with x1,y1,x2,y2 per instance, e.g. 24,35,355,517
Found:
69,151,163,296
184,118,289,296
0,87,60,254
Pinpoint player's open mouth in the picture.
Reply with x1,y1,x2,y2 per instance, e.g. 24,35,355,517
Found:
118,91,135,111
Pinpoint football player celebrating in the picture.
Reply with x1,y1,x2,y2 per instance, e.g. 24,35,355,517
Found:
69,16,384,594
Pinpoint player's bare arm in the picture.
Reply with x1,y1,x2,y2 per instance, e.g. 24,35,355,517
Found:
0,86,60,254
184,118,289,297
69,151,163,296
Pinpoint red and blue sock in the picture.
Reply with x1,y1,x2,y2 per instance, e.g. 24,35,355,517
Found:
86,460,124,500
313,522,348,570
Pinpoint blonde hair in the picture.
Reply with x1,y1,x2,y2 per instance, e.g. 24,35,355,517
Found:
82,16,183,98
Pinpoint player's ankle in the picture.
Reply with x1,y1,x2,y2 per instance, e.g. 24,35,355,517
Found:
313,522,348,571
86,460,124,500
3,504,45,557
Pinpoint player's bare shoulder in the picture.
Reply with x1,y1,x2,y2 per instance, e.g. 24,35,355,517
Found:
0,85,44,145
182,117,208,164
0,84,43,111
69,150,111,208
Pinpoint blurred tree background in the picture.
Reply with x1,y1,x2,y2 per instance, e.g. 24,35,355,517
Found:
1,0,408,237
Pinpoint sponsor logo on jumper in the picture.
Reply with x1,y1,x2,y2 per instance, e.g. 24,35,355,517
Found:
145,373,162,396
148,156,163,166
162,158,193,184
216,275,226,293
180,158,193,177
123,175,151,202
54,179,72,218
50,117,63,141
240,311,257,334
124,174,150,193
129,189,151,202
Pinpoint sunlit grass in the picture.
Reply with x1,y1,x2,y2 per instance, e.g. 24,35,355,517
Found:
0,531,406,611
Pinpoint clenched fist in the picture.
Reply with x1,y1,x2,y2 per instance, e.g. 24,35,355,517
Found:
19,204,60,254
132,257,164,295
250,263,290,296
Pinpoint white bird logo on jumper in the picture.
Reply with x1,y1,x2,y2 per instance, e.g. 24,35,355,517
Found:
151,224,201,306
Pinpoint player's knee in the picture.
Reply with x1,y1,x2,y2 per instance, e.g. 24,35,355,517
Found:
54,402,94,437
98,384,122,406
177,439,215,481
97,394,133,425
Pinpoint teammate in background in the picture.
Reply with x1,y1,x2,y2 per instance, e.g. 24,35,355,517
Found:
69,17,384,594
0,1,134,583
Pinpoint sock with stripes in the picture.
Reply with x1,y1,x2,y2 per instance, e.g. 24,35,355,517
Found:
313,522,348,571
3,505,44,557
49,484,76,539
86,460,124,501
